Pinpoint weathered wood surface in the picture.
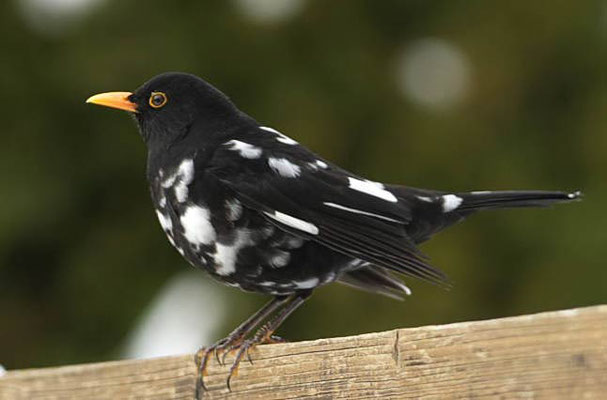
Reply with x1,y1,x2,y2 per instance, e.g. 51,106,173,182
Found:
1,305,606,399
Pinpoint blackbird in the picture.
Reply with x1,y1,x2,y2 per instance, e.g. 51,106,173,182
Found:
87,72,580,394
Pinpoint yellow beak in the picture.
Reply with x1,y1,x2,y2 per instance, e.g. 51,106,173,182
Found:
86,91,138,113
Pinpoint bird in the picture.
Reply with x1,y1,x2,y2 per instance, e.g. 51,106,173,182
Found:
86,72,580,394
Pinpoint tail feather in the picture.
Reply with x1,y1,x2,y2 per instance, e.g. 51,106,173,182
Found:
340,188,581,299
400,188,582,243
337,266,413,300
456,190,582,212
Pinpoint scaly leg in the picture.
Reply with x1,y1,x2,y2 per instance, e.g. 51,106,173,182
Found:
225,291,311,391
194,295,289,396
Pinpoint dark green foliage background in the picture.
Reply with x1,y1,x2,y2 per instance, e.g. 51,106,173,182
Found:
0,0,605,369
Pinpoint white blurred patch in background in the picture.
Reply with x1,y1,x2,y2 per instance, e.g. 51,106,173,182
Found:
396,38,472,110
0,364,6,377
121,271,226,359
233,0,305,24
17,0,105,36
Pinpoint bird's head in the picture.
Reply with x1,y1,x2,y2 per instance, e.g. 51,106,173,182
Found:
87,72,241,149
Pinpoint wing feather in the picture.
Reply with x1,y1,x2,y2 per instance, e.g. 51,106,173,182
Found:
207,130,449,286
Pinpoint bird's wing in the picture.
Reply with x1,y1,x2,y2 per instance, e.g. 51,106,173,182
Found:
205,127,448,285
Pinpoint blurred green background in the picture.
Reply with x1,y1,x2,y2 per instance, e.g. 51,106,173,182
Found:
1,0,605,370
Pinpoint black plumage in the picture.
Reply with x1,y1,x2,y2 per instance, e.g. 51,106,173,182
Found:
86,72,580,393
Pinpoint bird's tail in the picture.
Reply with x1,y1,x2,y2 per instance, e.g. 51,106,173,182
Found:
453,190,582,212
399,187,582,243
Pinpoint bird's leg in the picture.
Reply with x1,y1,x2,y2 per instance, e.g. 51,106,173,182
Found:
194,296,289,396
226,291,311,391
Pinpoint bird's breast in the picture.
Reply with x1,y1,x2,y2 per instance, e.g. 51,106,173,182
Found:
149,157,346,294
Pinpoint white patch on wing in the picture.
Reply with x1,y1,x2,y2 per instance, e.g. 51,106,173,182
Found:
174,159,195,203
158,196,167,208
323,202,402,223
260,126,298,145
180,205,216,246
264,211,319,235
214,229,253,276
470,190,492,195
294,277,319,289
416,196,433,203
268,157,301,178
307,159,329,171
156,210,173,232
225,139,262,159
269,250,291,268
442,194,463,212
225,198,243,221
347,177,398,202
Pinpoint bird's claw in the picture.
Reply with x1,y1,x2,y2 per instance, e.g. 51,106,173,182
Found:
194,336,243,396
224,326,285,390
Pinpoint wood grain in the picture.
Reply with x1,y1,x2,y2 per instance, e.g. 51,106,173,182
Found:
1,305,606,399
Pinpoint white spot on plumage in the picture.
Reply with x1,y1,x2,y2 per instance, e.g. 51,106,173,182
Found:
307,159,328,172
294,277,319,289
156,210,173,232
269,250,291,268
158,196,167,208
285,236,304,249
324,272,336,283
162,173,177,188
225,198,243,221
260,126,280,134
225,139,262,159
260,126,298,145
214,230,253,276
442,194,463,212
167,235,176,246
174,159,195,203
261,224,275,238
177,247,185,256
264,210,319,235
348,177,397,203
470,190,492,195
180,205,216,246
417,196,433,203
323,202,402,223
260,281,277,287
268,157,301,178
401,284,412,296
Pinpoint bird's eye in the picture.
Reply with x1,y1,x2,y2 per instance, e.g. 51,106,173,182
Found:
149,92,168,109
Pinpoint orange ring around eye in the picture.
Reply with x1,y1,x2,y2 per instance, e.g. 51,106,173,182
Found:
149,92,168,108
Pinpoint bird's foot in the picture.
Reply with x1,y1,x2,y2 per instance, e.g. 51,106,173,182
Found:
220,334,287,364
194,334,246,396
225,324,283,391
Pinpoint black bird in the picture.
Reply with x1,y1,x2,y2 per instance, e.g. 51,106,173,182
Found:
87,72,580,393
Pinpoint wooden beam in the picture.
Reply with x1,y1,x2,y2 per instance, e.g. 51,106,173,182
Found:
1,305,606,399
